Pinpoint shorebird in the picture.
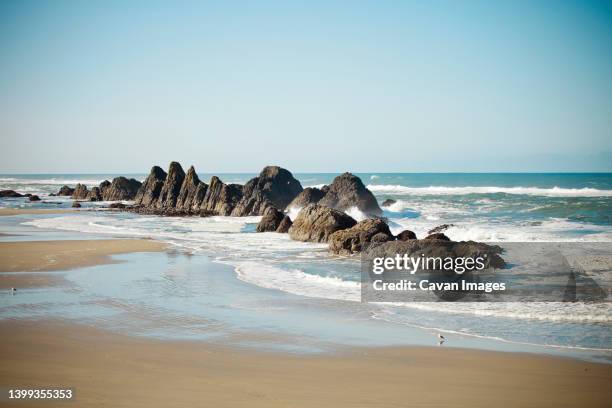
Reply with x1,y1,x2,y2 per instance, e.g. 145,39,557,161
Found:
10,287,17,294
437,333,446,342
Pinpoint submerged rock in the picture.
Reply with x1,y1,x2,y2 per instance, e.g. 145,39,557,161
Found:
0,190,24,198
318,172,382,216
329,218,393,255
289,204,357,243
256,207,285,232
109,202,126,209
71,201,81,208
232,166,303,216
28,195,41,201
276,215,293,233
427,224,454,235
382,198,396,207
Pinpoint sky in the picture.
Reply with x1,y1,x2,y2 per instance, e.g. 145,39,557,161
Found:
0,0,611,173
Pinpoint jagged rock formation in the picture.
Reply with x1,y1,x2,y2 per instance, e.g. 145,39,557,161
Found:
131,163,303,217
328,218,393,254
286,187,327,210
71,184,89,200
276,215,292,233
102,177,141,201
88,187,102,201
318,173,382,216
176,166,204,211
284,173,381,217
396,230,417,241
156,162,185,209
256,207,285,232
232,166,303,216
200,176,243,216
134,166,167,207
289,204,357,243
57,185,74,196
60,178,141,202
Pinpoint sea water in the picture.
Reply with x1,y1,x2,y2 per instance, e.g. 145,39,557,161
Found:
0,173,611,360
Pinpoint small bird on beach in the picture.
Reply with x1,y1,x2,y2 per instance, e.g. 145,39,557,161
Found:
10,287,17,295
437,333,446,344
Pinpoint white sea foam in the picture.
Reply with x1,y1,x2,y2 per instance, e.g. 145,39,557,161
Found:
345,206,368,222
234,262,359,301
368,184,612,197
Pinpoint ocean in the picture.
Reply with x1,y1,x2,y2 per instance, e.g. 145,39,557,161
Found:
1,172,611,360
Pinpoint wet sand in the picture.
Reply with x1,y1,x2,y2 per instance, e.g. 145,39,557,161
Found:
0,208,77,216
0,320,610,408
0,239,167,273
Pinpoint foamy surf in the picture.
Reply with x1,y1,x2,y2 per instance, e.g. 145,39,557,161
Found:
368,184,612,197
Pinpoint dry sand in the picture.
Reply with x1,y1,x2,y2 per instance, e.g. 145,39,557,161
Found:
0,320,610,408
0,239,167,273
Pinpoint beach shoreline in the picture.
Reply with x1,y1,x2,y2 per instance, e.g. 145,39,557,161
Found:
0,239,167,277
0,319,610,408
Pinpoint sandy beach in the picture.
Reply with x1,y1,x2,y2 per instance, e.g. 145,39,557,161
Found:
0,319,610,408
0,239,167,274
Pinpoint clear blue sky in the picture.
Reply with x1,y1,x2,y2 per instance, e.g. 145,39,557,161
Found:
1,0,611,173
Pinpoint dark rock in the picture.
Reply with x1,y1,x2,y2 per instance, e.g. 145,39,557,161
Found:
382,198,396,207
102,177,141,201
364,239,505,270
156,162,185,209
135,166,167,207
329,218,393,254
427,224,455,235
256,207,285,232
87,187,102,201
286,187,326,210
28,195,41,201
231,166,303,216
71,184,89,200
289,204,357,243
176,166,205,212
71,201,81,208
109,202,126,209
200,176,243,216
318,172,382,216
0,190,24,198
276,215,293,233
190,182,209,213
57,185,75,196
99,180,111,196
396,230,417,241
425,232,451,241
